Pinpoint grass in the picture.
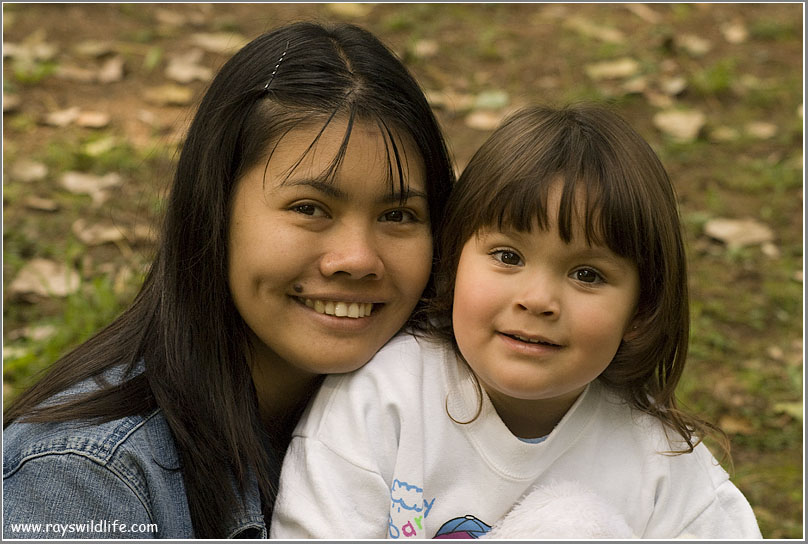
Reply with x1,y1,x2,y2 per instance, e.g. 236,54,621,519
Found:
2,3,803,538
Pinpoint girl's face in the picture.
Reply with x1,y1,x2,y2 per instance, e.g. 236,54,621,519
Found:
451,184,640,435
228,119,432,381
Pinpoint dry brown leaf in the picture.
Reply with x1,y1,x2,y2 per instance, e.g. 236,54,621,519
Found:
189,32,249,54
42,107,81,127
8,258,81,299
97,56,125,83
143,84,195,106
9,159,48,182
652,109,705,142
76,110,111,128
326,3,374,17
59,171,123,194
23,196,59,212
564,17,625,43
465,110,506,131
585,58,640,80
703,217,774,248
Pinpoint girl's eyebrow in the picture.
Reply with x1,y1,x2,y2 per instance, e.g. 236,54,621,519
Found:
284,178,427,204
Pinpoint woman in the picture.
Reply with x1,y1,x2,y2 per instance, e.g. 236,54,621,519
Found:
3,21,453,538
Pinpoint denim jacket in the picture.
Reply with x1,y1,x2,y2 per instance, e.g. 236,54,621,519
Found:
3,375,267,539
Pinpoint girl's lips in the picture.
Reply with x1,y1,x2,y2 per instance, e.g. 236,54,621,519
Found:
499,331,561,347
497,332,563,355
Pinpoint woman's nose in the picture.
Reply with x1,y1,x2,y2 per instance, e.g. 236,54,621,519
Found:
319,224,384,280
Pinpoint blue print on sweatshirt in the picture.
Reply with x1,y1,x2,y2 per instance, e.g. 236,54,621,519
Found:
388,479,436,538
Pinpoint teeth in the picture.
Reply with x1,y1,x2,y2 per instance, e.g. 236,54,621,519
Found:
302,298,374,319
513,334,553,345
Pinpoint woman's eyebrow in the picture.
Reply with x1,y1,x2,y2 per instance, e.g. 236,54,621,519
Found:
284,178,427,204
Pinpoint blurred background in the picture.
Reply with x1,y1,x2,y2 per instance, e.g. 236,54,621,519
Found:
2,3,802,538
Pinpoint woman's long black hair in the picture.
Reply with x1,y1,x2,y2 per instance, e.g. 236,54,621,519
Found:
4,22,454,537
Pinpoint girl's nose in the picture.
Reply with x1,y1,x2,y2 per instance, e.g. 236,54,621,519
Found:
319,224,384,280
516,278,560,318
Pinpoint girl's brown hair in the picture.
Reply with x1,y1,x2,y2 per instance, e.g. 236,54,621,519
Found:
429,103,727,457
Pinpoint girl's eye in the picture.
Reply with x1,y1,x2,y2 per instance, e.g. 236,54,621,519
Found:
379,209,417,223
291,203,327,217
573,268,604,284
491,249,523,266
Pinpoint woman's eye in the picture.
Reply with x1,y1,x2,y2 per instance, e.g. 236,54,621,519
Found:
379,209,416,223
491,250,523,266
291,203,327,217
573,268,603,284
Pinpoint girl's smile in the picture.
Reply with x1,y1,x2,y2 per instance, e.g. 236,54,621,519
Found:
228,118,432,385
451,183,640,436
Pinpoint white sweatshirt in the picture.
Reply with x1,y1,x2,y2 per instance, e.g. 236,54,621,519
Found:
271,334,762,539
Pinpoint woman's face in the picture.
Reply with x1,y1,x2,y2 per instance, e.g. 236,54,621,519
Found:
228,118,432,380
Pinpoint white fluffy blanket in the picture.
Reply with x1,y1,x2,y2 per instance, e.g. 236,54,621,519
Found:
482,480,635,539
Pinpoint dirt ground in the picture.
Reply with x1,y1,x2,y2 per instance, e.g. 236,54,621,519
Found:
3,3,804,538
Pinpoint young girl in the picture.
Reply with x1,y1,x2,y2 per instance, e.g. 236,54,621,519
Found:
270,104,762,539
3,22,454,538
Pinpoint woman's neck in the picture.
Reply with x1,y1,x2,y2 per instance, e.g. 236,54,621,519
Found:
247,339,323,436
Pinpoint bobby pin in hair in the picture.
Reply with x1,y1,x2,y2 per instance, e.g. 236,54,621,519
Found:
263,41,289,91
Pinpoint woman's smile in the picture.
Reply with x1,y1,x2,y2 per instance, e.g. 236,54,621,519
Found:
228,118,432,377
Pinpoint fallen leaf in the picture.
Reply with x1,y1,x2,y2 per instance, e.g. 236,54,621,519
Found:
189,32,249,54
766,346,785,361
8,258,81,299
155,8,188,27
83,136,118,157
76,110,111,128
97,56,125,83
761,242,781,259
165,49,213,83
55,64,98,83
652,109,706,142
425,89,475,113
708,126,740,143
624,3,661,24
564,17,625,43
3,92,21,112
474,90,509,110
73,40,116,58
143,84,195,106
72,218,127,246
675,35,712,57
719,414,754,435
644,90,674,109
411,39,439,59
585,58,640,80
744,121,777,140
60,171,123,194
326,3,374,17
659,76,687,96
622,76,648,95
773,402,802,422
703,217,774,248
42,107,81,127
9,159,48,182
720,20,749,44
3,346,28,361
465,110,506,131
23,196,59,212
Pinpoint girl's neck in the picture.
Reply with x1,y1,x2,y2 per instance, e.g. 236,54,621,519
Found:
483,384,587,439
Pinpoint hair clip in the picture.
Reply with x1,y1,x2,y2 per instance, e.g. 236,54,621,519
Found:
263,41,289,91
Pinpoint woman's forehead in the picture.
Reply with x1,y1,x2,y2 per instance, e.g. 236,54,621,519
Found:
263,117,426,194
